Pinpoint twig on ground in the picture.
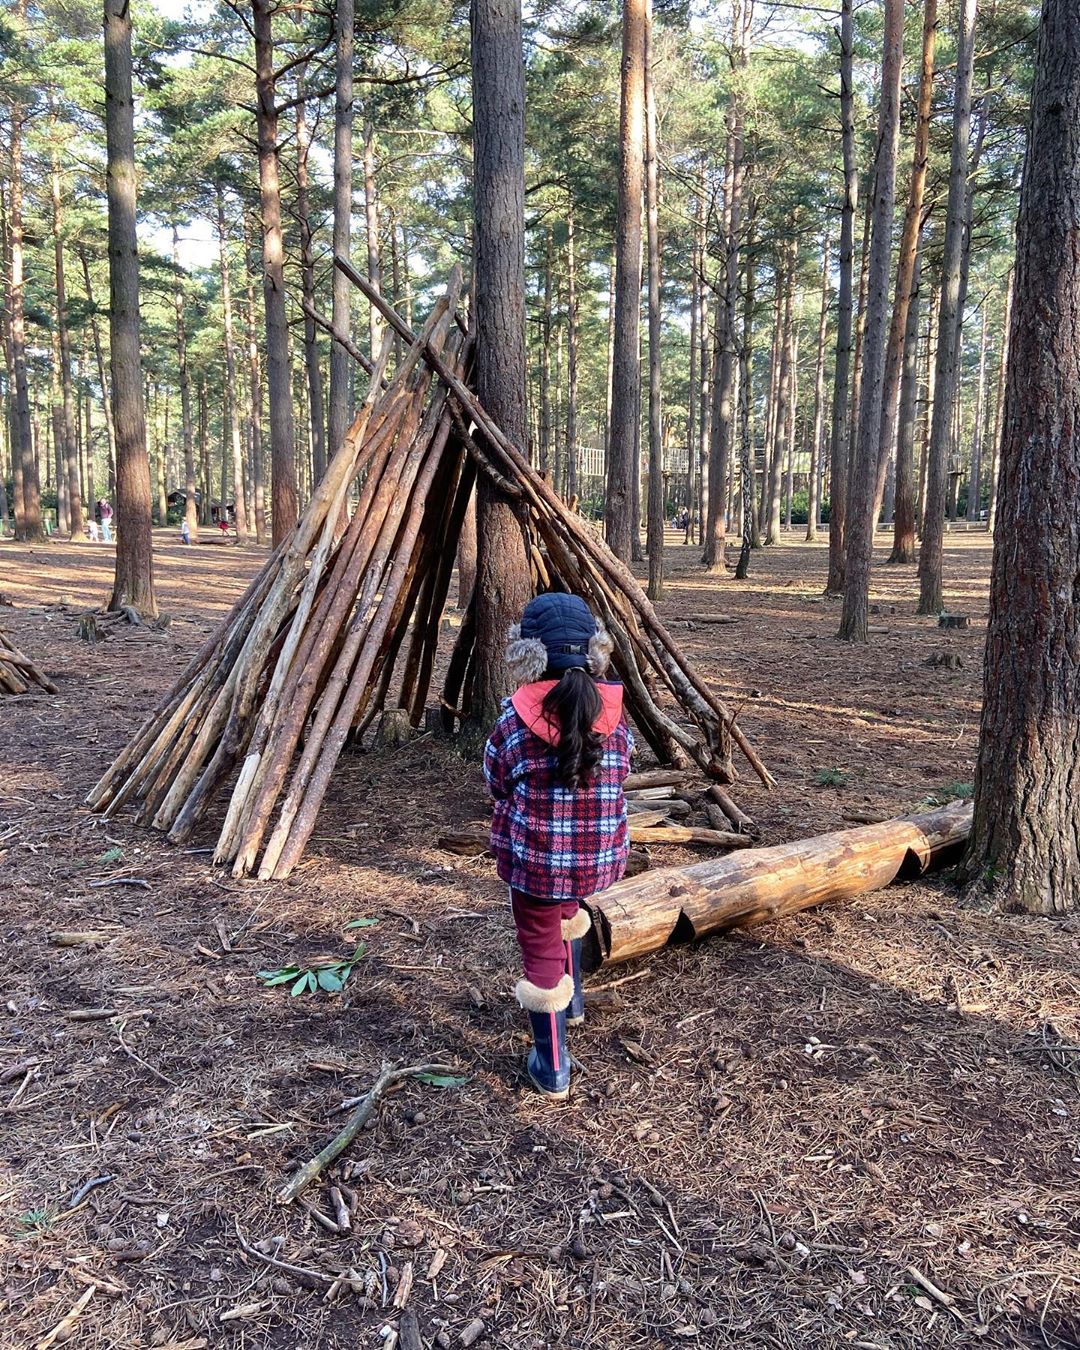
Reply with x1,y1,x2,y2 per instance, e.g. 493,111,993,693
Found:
235,1223,340,1287
35,1283,96,1350
276,1060,458,1205
69,1174,113,1208
116,1017,179,1089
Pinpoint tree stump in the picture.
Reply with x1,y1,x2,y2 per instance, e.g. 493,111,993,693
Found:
938,613,970,629
375,708,415,748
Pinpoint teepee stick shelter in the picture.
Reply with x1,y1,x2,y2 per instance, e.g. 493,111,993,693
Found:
87,267,772,880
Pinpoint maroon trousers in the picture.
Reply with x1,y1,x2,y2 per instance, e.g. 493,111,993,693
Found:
510,889,583,990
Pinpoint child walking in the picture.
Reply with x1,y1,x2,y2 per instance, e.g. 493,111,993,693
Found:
484,593,634,1100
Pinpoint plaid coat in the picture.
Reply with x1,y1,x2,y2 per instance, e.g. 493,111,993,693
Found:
483,682,634,901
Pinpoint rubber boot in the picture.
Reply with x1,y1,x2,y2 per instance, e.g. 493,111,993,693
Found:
515,974,573,1100
562,909,591,1027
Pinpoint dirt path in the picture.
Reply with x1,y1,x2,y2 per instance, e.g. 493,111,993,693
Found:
1,530,1077,1349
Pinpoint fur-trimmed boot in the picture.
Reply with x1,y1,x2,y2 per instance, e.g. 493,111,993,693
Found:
515,973,574,1100
562,908,591,1027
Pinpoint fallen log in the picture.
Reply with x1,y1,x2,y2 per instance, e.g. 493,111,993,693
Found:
623,769,691,791
581,800,972,971
629,823,753,849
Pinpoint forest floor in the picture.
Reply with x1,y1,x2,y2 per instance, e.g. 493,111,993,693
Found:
1,527,1078,1350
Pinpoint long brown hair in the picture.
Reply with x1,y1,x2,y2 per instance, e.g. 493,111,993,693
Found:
541,667,604,790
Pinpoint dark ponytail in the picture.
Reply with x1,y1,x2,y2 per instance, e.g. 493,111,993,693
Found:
542,667,604,790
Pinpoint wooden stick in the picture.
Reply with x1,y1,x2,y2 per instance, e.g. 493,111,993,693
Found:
707,785,756,834
276,1061,458,1205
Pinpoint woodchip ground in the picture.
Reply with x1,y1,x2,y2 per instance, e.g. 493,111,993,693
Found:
1,529,1077,1349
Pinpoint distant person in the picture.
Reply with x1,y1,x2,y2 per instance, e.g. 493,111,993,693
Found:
99,499,113,543
218,517,231,539
86,520,100,543
180,519,191,546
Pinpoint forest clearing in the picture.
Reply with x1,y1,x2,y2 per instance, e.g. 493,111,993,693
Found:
3,0,1080,1345
2,531,1077,1349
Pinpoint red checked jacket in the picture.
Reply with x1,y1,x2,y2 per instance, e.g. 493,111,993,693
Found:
483,680,634,901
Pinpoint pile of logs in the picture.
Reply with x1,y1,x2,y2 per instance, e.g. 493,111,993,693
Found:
0,629,56,696
87,266,771,880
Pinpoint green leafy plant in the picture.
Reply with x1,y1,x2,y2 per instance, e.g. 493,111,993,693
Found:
414,1072,469,1088
18,1208,53,1232
815,767,847,788
258,944,366,997
924,781,974,806
345,917,379,930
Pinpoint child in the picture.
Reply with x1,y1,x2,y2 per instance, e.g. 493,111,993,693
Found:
484,593,633,1100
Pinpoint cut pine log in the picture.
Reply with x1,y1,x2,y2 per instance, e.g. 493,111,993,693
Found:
706,785,755,834
623,769,691,791
581,801,972,971
629,823,753,849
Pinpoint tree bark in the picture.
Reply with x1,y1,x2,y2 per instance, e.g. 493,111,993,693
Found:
734,219,756,580
469,0,532,725
241,210,267,543
889,238,924,562
539,230,553,477
253,0,298,546
605,0,645,562
8,36,43,543
327,0,354,466
296,83,327,489
363,119,382,359
766,246,794,546
643,0,663,599
104,0,155,615
918,0,978,614
959,0,1080,913
825,0,857,593
215,186,249,541
985,265,1014,533
967,301,989,518
839,0,906,641
565,208,580,503
703,3,748,571
806,237,829,542
873,0,937,526
685,182,703,544
51,144,83,537
171,227,198,538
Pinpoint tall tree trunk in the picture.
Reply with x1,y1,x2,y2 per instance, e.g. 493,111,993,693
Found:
8,47,43,542
766,247,795,546
252,0,298,546
171,228,198,537
959,0,1080,912
198,376,210,525
643,0,663,599
783,328,799,531
873,0,938,526
51,142,83,537
699,258,712,543
734,219,757,579
78,248,117,498
889,237,924,562
565,207,580,504
363,118,382,358
916,281,940,532
104,0,155,614
760,274,781,536
469,0,532,724
985,265,1014,533
968,301,989,518
605,0,645,561
839,0,906,641
825,0,857,593
540,230,553,477
604,245,615,471
327,0,354,464
703,2,748,571
918,0,978,614
685,180,703,544
806,237,830,542
215,186,249,541
296,84,327,483
241,212,267,543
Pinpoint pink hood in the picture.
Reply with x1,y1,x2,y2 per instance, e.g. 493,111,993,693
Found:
511,680,624,747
